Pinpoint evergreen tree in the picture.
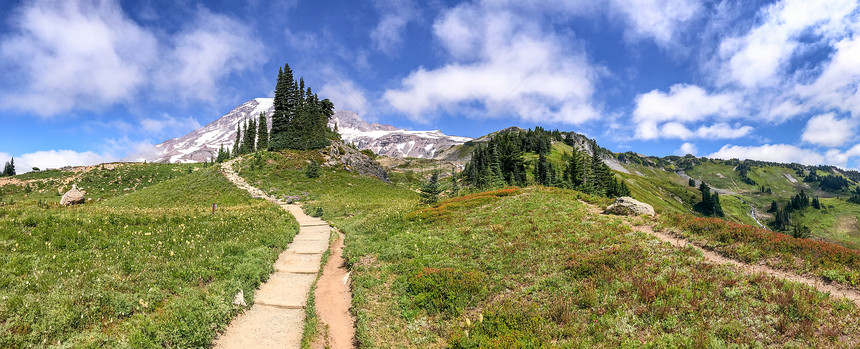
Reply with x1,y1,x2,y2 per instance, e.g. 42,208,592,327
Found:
768,200,778,213
791,224,811,239
563,148,586,189
216,144,230,163
243,118,257,153
270,64,295,150
711,192,724,216
812,196,821,210
419,170,442,205
489,143,506,188
536,153,550,186
699,182,711,205
305,159,320,178
233,123,242,156
688,178,695,186
257,111,269,151
8,158,14,176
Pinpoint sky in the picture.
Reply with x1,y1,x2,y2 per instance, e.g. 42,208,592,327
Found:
2,0,860,172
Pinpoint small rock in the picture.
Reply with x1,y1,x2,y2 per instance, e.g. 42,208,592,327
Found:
233,289,246,307
60,186,86,206
603,196,655,216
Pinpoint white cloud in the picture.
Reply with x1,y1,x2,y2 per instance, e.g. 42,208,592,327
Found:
676,142,697,156
371,0,418,56
716,0,857,88
608,0,702,46
384,2,600,124
695,123,754,139
708,144,826,165
656,122,753,140
633,84,742,139
0,150,116,173
0,0,266,116
155,7,266,102
139,115,201,136
0,0,157,116
320,79,372,117
801,113,855,147
796,35,860,117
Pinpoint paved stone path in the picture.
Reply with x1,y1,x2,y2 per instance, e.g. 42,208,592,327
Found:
215,159,331,348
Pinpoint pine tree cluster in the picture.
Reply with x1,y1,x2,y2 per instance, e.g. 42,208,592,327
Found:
771,190,820,231
269,63,335,151
1,158,15,177
461,129,630,198
419,170,442,204
695,183,724,217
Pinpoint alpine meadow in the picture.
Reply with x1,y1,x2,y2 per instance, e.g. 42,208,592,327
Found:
3,0,860,348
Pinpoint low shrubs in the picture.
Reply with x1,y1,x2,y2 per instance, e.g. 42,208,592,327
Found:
405,267,487,317
663,214,860,286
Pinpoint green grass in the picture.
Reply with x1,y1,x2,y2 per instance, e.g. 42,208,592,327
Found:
686,162,755,194
793,197,860,250
615,164,700,215
661,214,860,287
240,152,860,347
0,165,298,347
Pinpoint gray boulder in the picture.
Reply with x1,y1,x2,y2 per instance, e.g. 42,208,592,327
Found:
60,186,86,206
603,196,655,216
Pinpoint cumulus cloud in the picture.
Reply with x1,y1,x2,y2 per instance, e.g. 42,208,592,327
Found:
139,115,201,136
633,84,743,139
608,0,702,46
0,150,116,173
676,142,697,156
0,0,157,116
708,144,826,165
155,7,266,102
801,113,855,147
796,35,860,117
384,2,600,124
0,0,265,116
370,0,418,56
320,79,372,117
715,0,856,88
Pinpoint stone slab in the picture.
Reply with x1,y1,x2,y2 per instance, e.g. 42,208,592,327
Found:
254,272,316,309
213,306,304,349
289,239,329,254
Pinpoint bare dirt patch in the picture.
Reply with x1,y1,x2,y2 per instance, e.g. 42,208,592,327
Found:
312,230,356,349
630,224,860,307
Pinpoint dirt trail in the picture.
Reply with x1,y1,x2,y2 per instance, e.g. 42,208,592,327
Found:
586,200,860,306
214,159,350,348
630,224,860,307
312,231,356,349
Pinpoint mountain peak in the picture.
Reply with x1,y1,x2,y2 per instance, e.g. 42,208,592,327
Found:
134,98,472,163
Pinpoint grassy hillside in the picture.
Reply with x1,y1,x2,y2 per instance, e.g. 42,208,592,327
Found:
239,152,860,347
0,165,297,347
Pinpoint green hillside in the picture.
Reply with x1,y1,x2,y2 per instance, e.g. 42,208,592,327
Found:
235,152,860,347
0,164,297,347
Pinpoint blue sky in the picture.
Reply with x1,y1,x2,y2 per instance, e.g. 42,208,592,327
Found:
2,0,860,172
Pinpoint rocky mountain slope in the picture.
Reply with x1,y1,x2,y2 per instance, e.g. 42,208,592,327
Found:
136,98,471,163
331,111,471,159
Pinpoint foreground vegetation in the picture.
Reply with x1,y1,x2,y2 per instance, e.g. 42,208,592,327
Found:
0,165,297,347
239,151,860,347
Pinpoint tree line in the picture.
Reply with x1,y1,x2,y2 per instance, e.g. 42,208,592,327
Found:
458,129,630,198
1,158,15,177
768,190,819,236
215,62,335,163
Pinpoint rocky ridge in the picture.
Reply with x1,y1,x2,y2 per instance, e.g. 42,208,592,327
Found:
135,98,471,163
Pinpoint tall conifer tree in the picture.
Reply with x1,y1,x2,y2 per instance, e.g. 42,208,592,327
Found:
257,112,269,151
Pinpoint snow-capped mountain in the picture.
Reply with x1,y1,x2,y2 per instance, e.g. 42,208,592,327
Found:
331,110,472,159
140,98,273,163
137,98,471,163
